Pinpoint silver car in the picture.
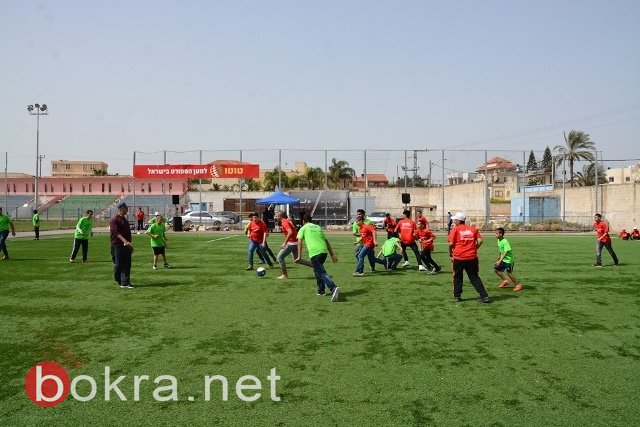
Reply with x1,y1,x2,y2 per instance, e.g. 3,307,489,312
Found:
180,211,233,228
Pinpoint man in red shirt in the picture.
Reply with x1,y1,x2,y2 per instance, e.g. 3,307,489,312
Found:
383,213,396,239
246,212,274,270
448,212,489,303
593,213,619,267
275,211,299,279
394,210,426,271
135,207,145,231
632,227,640,240
353,217,378,276
618,228,631,240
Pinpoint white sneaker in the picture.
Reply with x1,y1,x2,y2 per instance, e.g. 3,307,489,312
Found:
331,287,340,302
152,265,157,270
402,261,410,267
418,265,427,271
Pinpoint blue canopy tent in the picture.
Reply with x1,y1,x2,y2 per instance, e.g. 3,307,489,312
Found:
255,190,300,205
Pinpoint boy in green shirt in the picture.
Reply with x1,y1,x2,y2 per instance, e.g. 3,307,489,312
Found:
146,215,172,270
296,214,340,302
493,227,523,292
70,210,94,262
0,207,17,260
375,232,403,270
32,209,40,240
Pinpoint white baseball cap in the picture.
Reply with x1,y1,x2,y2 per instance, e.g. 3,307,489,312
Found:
452,212,466,221
154,211,160,216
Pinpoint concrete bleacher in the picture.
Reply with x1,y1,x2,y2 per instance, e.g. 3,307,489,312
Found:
44,195,118,220
2,195,34,219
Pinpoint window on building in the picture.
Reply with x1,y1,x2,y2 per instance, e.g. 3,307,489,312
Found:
102,183,105,193
51,183,54,192
148,183,152,193
13,183,16,193
89,183,92,192
44,183,48,193
63,183,67,192
69,183,73,192
82,184,86,193
66,164,71,170
141,182,145,193
609,177,614,183
108,183,112,192
626,177,630,182
169,183,173,192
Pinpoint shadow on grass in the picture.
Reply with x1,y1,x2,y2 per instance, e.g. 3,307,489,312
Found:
338,288,369,301
137,281,185,288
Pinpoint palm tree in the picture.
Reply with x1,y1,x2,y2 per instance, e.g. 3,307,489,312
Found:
554,130,596,187
575,162,607,187
263,167,288,191
304,167,325,189
327,158,356,189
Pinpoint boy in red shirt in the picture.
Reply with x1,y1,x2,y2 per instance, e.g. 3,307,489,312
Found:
353,217,378,276
275,211,299,279
394,210,426,271
618,229,631,240
416,221,441,274
593,213,619,267
246,212,274,270
416,209,429,229
448,212,489,303
383,213,396,239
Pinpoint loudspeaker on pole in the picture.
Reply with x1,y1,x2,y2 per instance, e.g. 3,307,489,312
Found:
401,193,411,204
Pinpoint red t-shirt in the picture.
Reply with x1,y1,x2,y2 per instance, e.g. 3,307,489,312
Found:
395,218,417,244
594,221,611,244
633,229,640,238
383,216,396,232
247,219,268,243
448,224,481,260
416,228,435,251
280,218,298,243
359,223,377,248
136,211,144,221
417,215,429,228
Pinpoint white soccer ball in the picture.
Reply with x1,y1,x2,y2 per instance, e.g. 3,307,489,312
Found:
256,267,267,277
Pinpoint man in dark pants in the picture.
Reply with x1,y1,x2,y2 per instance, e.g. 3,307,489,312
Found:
448,212,489,303
110,202,134,289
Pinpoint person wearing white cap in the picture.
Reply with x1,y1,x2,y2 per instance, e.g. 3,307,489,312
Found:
632,226,640,240
448,212,490,303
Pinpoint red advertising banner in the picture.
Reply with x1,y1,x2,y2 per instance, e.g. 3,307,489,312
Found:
133,164,260,179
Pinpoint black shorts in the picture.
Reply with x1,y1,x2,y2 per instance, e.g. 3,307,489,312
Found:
152,246,166,255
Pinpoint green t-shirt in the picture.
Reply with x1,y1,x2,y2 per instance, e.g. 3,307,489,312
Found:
74,217,93,239
297,223,328,258
148,223,166,247
32,213,40,227
0,214,11,231
381,237,400,256
497,238,514,264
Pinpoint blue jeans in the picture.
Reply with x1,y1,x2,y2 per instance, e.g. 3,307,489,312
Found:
0,230,9,258
311,253,337,295
376,253,402,270
248,240,272,267
356,246,376,273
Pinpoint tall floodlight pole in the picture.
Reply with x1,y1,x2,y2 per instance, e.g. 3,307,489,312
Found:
27,103,48,208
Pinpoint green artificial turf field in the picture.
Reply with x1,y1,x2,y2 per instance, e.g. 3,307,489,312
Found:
1,231,639,426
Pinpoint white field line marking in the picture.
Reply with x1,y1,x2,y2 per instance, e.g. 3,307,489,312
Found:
205,234,244,243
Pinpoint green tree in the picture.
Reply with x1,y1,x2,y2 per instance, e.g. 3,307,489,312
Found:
245,178,262,191
575,162,607,187
540,146,553,173
263,167,289,191
554,130,596,187
327,158,356,189
526,151,537,172
304,167,326,189
91,169,107,176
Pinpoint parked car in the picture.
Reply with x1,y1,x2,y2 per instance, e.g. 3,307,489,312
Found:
210,211,241,224
348,211,387,229
179,210,233,228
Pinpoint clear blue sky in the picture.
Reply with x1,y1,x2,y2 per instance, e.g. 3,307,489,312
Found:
2,0,639,175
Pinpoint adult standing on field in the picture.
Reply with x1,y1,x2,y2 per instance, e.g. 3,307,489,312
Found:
70,210,94,263
32,209,40,240
593,213,619,267
110,202,134,289
0,207,16,260
296,214,340,301
136,207,145,231
448,212,490,303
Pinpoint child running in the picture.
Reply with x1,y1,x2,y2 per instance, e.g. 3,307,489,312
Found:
493,227,523,292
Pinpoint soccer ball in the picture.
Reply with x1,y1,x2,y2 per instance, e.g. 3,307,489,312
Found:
256,267,267,277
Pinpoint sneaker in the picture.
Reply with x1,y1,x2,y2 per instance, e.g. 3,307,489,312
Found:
479,296,490,304
245,266,253,271
120,284,134,289
352,272,364,277
453,296,462,302
513,284,523,292
164,263,172,268
152,265,158,270
402,261,410,267
69,259,75,263
418,265,427,271
499,280,510,288
277,274,288,280
316,292,326,296
331,287,340,302
592,264,602,268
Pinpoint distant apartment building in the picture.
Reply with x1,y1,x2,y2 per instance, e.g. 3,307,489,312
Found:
351,174,389,190
51,160,108,177
605,163,639,184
